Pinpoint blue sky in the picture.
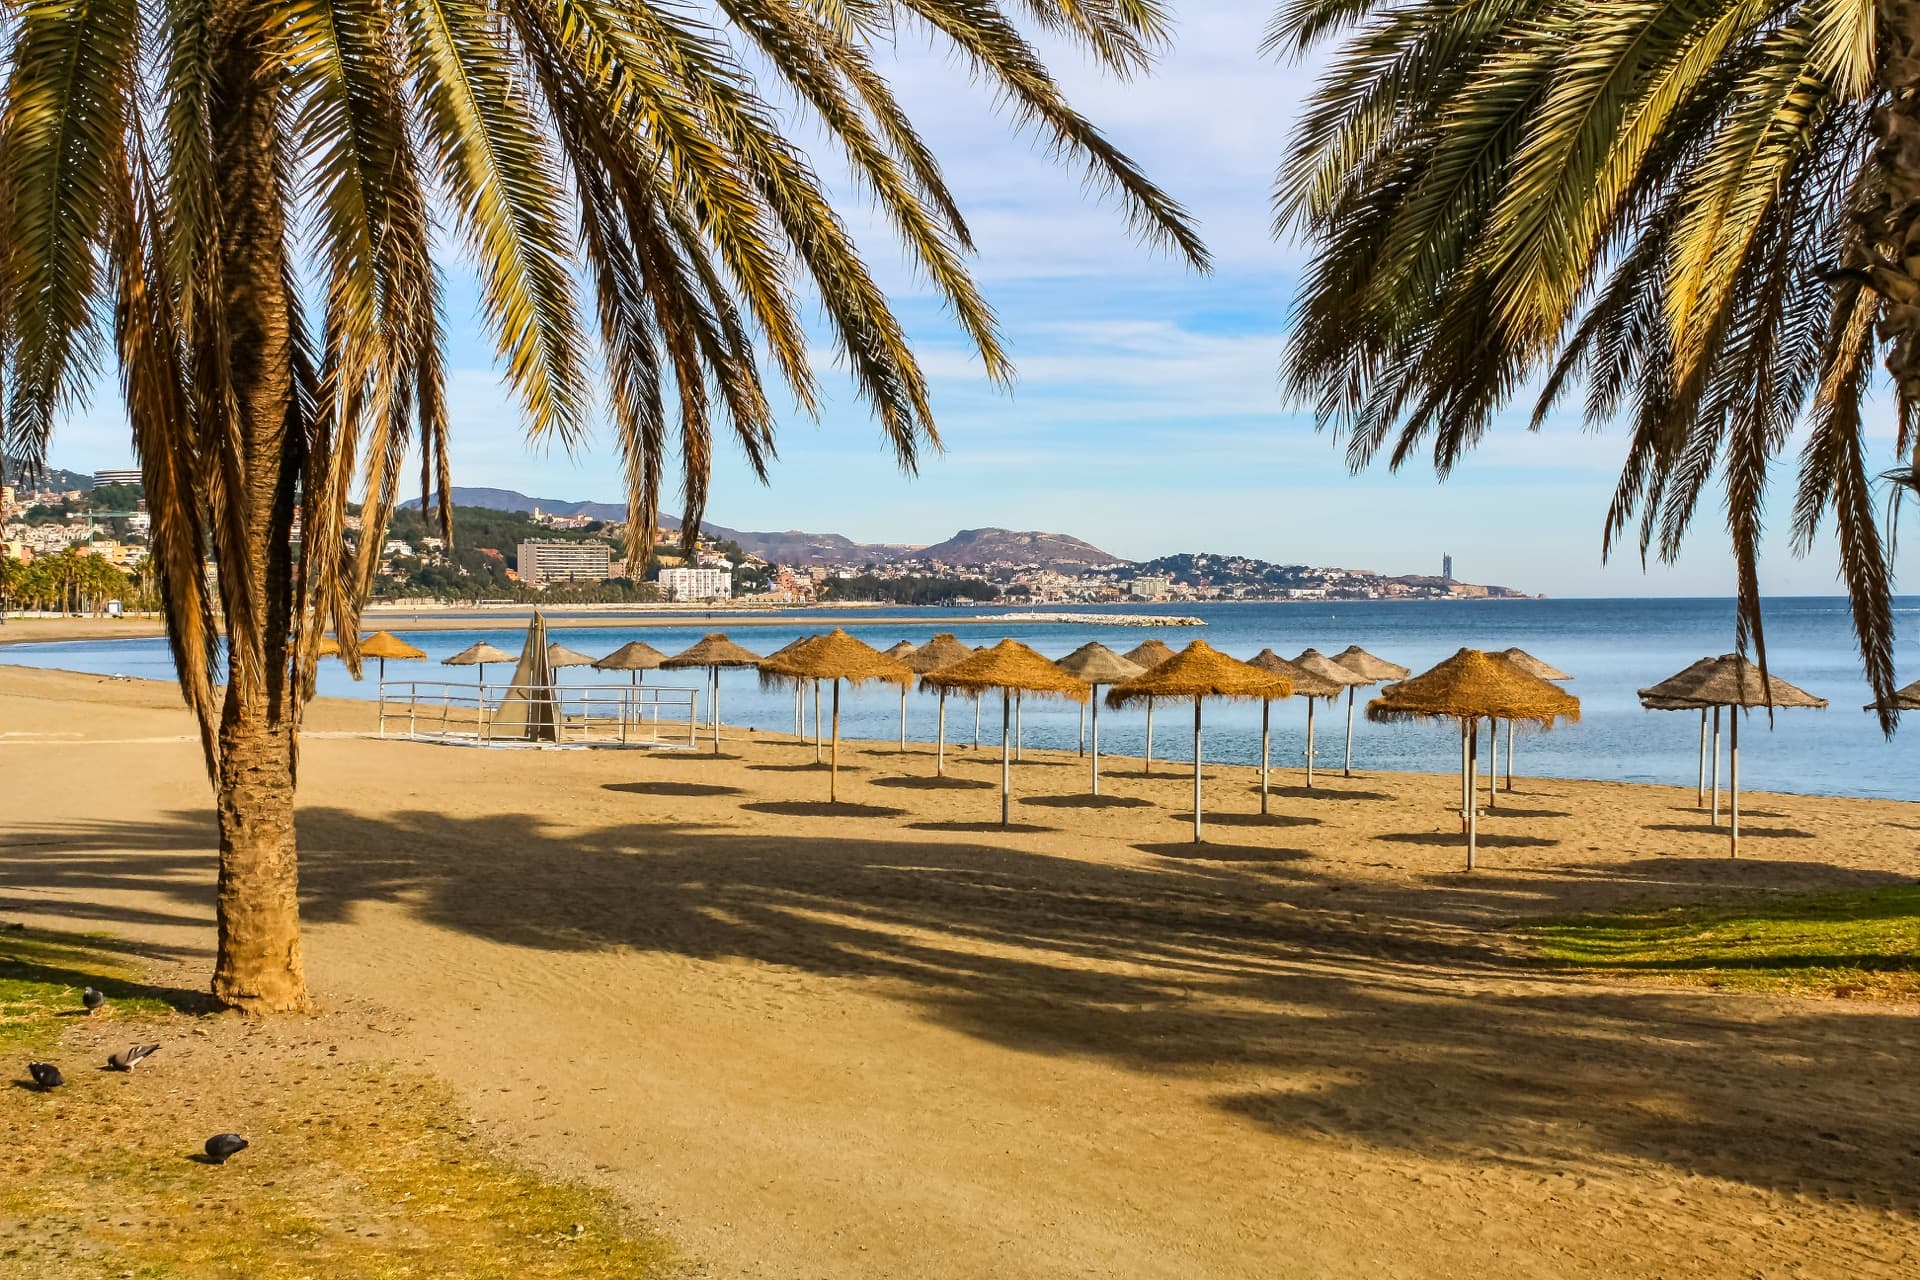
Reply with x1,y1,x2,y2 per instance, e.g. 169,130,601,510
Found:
50,2,1911,596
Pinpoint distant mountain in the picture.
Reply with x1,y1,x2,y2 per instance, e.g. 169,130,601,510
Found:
3,462,94,492
402,488,1125,571
913,527,1125,571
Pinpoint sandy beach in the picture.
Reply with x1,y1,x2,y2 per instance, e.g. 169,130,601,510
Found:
3,661,1917,1278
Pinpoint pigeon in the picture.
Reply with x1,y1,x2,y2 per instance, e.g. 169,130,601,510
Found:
82,987,105,1015
203,1134,249,1164
106,1043,159,1071
27,1061,64,1090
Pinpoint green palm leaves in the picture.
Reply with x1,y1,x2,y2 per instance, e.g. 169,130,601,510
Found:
1274,0,1904,720
0,0,1205,755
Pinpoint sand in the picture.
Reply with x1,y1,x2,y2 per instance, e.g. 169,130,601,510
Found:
2,662,1917,1279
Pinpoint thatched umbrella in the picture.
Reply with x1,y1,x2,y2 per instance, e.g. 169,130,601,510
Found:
1107,641,1292,843
757,636,815,742
1246,651,1331,809
1864,678,1920,713
1369,649,1580,870
661,633,762,754
360,630,427,683
1641,658,1721,811
593,639,666,686
1054,643,1145,796
760,630,913,801
1121,638,1179,772
905,634,976,775
1330,646,1409,776
1290,649,1369,789
1492,648,1572,794
1637,653,1825,857
921,640,1090,824
883,641,919,750
444,640,514,689
316,634,342,658
547,642,597,670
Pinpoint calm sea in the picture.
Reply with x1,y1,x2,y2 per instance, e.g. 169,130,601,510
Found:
6,597,1918,801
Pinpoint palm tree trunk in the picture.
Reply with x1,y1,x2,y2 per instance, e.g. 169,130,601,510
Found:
1869,9,1920,427
206,3,307,1014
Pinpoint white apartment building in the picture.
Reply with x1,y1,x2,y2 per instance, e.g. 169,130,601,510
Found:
657,566,733,601
1129,575,1172,599
518,539,612,587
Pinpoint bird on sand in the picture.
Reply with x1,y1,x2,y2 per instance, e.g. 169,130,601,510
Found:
106,1044,159,1071
203,1134,249,1164
27,1062,64,1090
82,987,105,1015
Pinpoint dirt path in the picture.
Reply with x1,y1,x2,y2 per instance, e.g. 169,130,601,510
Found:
2,666,1916,1278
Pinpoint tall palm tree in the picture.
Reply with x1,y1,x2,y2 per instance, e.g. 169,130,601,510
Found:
0,0,1205,1012
1272,0,1910,717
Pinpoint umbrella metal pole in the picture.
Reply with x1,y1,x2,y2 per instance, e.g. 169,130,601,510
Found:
1091,693,1102,797
1016,693,1023,762
1192,698,1204,844
974,696,981,749
899,685,908,753
794,682,803,737
1486,718,1497,808
1504,718,1514,789
1344,686,1356,776
814,681,822,764
1711,706,1721,825
1697,708,1708,807
1305,698,1316,789
937,690,948,776
711,668,721,754
1460,720,1470,833
1078,702,1086,756
1000,690,1012,826
1260,701,1270,815
831,680,841,803
1146,698,1155,774
1729,708,1739,858
1465,720,1479,871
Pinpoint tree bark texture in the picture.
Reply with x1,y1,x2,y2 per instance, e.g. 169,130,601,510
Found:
1870,0,1920,445
207,0,308,1013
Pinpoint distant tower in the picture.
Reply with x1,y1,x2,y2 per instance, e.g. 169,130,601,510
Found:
1442,553,1453,581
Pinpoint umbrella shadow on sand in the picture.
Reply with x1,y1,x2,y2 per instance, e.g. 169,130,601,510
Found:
1645,822,1815,840
1018,794,1153,810
9,808,1920,1219
1135,841,1313,863
740,801,907,820
604,781,744,799
1375,831,1561,850
869,775,996,792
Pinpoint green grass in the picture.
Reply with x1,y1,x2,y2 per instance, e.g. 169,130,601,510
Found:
0,925,678,1278
1521,884,1920,999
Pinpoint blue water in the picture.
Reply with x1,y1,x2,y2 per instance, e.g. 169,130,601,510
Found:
6,598,1918,800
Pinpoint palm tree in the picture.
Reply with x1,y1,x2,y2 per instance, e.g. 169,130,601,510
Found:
1272,0,1909,717
0,0,1205,1012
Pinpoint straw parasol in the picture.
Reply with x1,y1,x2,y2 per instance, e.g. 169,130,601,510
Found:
1121,638,1179,772
593,640,666,685
1636,653,1824,856
1054,643,1145,796
883,641,919,750
661,633,762,754
360,630,426,683
905,634,976,774
1107,640,1292,843
1330,646,1409,777
443,640,514,688
1491,648,1573,794
546,642,597,670
1369,649,1580,870
1290,650,1369,789
316,634,341,658
1864,677,1920,713
1246,651,1331,811
760,630,912,801
921,640,1090,824
1641,657,1722,813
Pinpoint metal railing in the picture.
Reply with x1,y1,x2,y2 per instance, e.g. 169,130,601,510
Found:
377,681,699,748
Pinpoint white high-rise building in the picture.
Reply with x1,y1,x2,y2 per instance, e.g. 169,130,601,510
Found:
657,566,733,601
